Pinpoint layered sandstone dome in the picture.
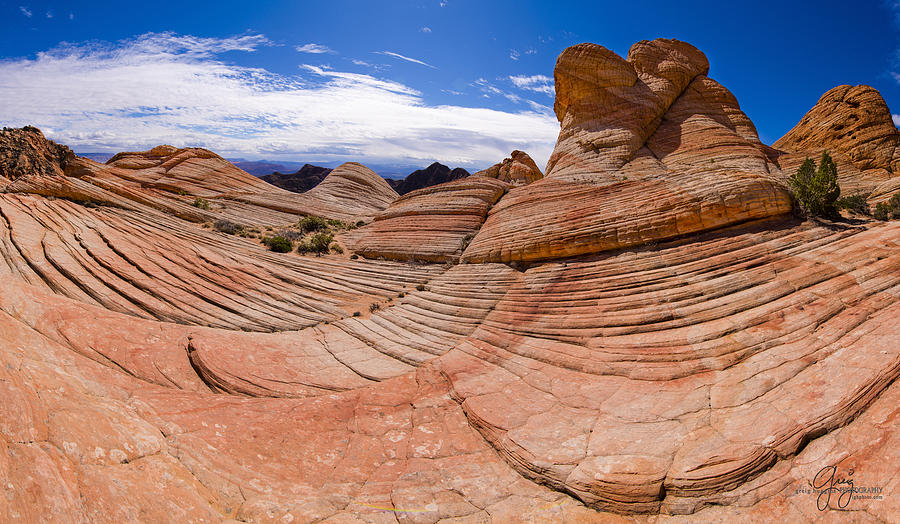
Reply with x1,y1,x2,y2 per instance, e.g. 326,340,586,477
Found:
774,84,900,203
1,39,900,523
473,150,543,185
461,40,793,263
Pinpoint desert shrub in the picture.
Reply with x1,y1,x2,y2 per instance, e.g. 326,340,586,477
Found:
788,151,840,218
350,254,359,260
874,194,900,221
192,198,211,210
275,229,303,242
177,189,188,196
355,220,366,228
369,303,380,313
460,231,477,250
327,218,345,228
889,193,900,218
214,219,243,235
330,244,344,254
836,194,869,215
352,311,361,317
416,284,426,292
262,235,293,253
297,232,333,254
299,215,328,233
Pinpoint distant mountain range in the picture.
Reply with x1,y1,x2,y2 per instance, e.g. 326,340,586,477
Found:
74,153,478,194
260,164,332,193
388,162,470,195
258,161,472,195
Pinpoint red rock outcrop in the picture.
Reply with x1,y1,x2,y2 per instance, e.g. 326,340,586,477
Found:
2,40,900,524
774,84,900,200
462,40,792,264
0,126,74,181
2,133,395,226
232,162,399,222
347,177,508,262
473,150,543,185
101,145,280,196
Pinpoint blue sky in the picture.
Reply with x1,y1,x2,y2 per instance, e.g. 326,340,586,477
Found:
1,0,899,172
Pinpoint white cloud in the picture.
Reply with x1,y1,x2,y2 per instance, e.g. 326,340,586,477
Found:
0,32,558,168
68,12,74,20
509,49,520,61
894,114,900,127
375,51,437,69
19,6,32,17
420,27,432,33
509,74,554,96
296,43,334,54
351,59,371,66
440,1,447,6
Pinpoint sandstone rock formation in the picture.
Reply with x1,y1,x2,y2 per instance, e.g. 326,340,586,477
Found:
2,38,900,524
3,137,395,226
462,40,793,264
769,84,900,209
774,85,899,195
0,126,74,181
230,162,399,222
473,150,543,185
388,162,471,195
259,163,332,193
347,177,508,262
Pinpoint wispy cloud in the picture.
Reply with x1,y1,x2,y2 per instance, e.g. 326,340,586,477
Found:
351,59,371,66
509,74,554,95
420,26,432,33
68,12,73,20
0,32,557,168
894,114,900,127
375,51,437,69
296,43,334,54
509,49,520,61
19,6,32,17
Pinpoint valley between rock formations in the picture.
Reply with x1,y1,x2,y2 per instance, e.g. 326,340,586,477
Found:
1,39,899,523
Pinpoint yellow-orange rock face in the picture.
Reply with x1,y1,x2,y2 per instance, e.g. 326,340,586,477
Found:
473,150,543,185
347,177,508,262
463,40,792,264
774,85,900,200
232,161,399,222
2,40,900,524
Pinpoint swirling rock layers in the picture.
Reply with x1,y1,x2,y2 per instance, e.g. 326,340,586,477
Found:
1,39,900,523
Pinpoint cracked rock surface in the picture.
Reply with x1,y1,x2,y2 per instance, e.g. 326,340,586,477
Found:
2,39,900,523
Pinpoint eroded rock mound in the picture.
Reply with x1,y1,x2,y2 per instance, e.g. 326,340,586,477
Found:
101,144,280,196
0,126,75,182
2,41,900,524
462,40,792,264
347,177,508,262
473,150,543,185
774,85,899,181
228,162,399,222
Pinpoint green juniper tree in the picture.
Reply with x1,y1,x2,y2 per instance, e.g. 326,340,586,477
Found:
788,151,840,218
789,157,816,215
